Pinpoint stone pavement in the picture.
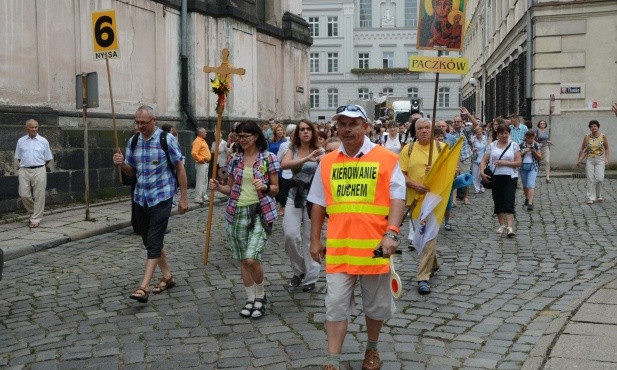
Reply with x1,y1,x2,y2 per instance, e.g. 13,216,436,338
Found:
1,176,616,369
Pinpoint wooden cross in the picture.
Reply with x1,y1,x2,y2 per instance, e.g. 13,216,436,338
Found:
202,48,245,265
203,48,246,81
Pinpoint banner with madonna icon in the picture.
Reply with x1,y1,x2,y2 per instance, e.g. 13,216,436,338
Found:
417,0,467,51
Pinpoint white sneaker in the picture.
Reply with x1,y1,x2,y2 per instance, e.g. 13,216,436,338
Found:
496,225,506,234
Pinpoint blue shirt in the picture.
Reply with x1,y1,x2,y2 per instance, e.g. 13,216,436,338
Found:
125,128,183,207
509,124,528,145
450,127,473,161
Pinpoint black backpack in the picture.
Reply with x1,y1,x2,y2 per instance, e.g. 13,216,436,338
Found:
121,132,177,186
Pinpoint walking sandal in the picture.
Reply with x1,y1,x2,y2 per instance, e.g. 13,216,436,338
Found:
251,296,267,319
240,301,254,318
129,287,149,303
152,275,175,294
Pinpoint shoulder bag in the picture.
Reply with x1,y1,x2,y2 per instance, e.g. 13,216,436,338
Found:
481,142,512,189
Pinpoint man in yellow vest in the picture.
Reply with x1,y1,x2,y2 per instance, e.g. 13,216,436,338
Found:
308,105,406,370
398,118,444,295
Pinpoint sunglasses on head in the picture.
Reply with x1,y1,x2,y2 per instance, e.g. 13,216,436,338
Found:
336,105,368,120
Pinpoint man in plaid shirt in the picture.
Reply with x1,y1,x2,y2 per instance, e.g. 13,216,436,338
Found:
449,107,479,205
113,105,188,304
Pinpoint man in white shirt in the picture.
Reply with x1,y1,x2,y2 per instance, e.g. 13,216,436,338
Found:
14,119,53,228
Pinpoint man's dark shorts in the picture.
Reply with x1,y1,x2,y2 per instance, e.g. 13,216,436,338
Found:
134,198,173,259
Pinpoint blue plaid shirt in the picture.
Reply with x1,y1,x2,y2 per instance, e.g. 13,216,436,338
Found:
125,128,183,207
450,127,473,161
509,124,528,145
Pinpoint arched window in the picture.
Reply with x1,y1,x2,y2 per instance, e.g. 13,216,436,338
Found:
438,87,450,108
310,89,319,108
407,87,419,98
327,88,339,108
358,88,370,100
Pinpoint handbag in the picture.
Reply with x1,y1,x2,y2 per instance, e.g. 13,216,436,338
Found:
521,162,534,171
481,142,512,189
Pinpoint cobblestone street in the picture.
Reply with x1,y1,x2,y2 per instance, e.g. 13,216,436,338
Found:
1,177,617,369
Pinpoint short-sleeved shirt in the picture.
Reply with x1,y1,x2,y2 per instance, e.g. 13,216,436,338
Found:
125,128,183,207
509,124,528,144
307,136,406,207
226,150,281,224
450,127,473,161
398,140,444,206
15,134,53,167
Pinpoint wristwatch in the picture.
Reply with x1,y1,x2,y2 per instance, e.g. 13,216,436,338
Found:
383,232,401,245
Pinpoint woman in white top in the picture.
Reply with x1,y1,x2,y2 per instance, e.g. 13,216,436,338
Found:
470,126,487,193
480,124,521,238
383,121,402,154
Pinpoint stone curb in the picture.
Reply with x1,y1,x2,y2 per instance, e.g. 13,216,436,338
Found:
521,273,617,370
2,202,207,262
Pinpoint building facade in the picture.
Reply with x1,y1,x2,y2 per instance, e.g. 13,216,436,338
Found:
462,0,617,167
303,0,462,122
0,0,311,212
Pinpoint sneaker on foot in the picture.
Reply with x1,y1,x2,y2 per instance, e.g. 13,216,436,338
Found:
587,199,594,204
507,227,516,238
444,222,452,231
418,281,431,295
496,225,506,234
527,204,534,211
288,275,303,287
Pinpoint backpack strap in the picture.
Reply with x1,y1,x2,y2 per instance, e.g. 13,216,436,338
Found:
130,133,139,152
159,133,178,187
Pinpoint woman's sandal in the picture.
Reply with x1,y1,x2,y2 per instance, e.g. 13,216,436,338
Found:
130,287,149,303
239,301,254,318
152,275,176,294
251,296,267,319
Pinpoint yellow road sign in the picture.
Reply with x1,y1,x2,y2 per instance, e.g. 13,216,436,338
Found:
91,9,119,60
409,56,468,74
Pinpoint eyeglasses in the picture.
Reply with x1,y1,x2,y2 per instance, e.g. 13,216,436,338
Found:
336,105,368,120
135,118,153,126
236,133,255,140
298,127,312,132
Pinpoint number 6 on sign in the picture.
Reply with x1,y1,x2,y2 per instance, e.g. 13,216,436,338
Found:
91,9,120,60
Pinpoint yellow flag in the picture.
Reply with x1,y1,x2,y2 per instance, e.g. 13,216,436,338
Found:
413,137,463,224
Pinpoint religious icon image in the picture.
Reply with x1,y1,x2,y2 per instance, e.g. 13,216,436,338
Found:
417,0,466,51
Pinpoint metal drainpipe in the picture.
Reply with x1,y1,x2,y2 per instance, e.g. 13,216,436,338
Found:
181,0,198,131
525,0,533,120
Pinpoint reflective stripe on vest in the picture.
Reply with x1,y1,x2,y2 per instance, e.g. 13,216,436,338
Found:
326,203,390,216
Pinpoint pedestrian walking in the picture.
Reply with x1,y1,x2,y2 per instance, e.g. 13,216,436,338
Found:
281,119,323,293
470,125,487,194
480,124,521,237
308,104,406,370
113,105,189,303
519,130,542,211
14,119,53,229
399,118,446,294
191,127,212,205
208,120,280,319
268,123,288,216
536,120,552,182
576,120,610,204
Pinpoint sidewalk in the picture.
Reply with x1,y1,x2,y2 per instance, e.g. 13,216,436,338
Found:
0,189,220,261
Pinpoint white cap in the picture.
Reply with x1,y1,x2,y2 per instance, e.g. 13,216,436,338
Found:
332,105,369,121
465,121,472,127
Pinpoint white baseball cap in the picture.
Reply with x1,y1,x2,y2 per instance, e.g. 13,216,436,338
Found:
332,105,369,121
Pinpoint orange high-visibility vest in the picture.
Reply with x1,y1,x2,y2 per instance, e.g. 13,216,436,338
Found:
320,146,398,275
